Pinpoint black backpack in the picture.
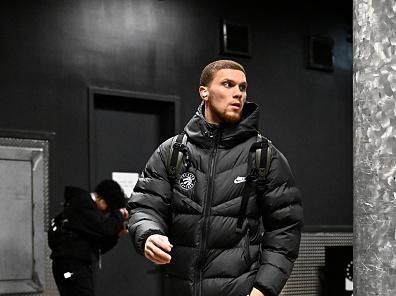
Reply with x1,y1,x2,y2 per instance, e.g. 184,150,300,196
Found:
166,132,272,233
48,209,72,250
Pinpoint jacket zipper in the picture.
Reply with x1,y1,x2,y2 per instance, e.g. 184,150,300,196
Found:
98,248,102,269
194,129,221,296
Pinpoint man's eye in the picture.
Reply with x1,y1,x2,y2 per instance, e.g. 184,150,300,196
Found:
239,85,247,92
223,82,230,87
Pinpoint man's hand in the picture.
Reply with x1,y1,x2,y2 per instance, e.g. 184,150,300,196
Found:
249,287,265,296
144,234,173,265
118,228,128,237
118,208,129,237
119,208,129,220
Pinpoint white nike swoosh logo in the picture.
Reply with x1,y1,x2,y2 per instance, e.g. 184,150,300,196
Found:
234,176,246,184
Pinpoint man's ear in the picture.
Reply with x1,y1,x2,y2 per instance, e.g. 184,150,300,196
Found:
199,86,208,100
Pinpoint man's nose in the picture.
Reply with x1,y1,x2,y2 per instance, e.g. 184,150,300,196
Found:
233,88,243,98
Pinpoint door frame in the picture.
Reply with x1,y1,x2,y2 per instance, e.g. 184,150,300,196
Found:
87,86,180,190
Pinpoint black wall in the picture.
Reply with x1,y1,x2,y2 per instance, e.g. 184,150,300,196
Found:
1,0,352,230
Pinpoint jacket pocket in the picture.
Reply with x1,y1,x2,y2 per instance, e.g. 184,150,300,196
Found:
171,190,202,214
181,197,202,213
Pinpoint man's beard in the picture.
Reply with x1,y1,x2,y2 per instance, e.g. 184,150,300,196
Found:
208,100,242,124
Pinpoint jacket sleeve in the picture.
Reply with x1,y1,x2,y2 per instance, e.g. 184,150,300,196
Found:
127,139,173,255
253,146,304,296
99,235,119,254
75,209,122,254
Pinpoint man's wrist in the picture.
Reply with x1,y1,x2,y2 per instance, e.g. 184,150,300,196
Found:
250,287,265,296
139,230,164,252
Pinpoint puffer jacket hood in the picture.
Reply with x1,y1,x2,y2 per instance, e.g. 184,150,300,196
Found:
184,101,259,149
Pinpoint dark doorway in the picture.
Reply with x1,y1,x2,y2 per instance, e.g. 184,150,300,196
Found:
88,87,180,296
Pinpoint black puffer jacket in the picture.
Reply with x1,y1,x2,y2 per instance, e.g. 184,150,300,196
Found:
49,187,124,263
129,102,303,296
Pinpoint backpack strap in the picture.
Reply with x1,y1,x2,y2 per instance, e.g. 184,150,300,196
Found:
236,133,272,233
167,133,188,185
255,133,272,196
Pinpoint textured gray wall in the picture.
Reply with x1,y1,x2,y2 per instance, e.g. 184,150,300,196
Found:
354,0,396,295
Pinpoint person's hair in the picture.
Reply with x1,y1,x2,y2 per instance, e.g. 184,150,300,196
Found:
199,59,246,86
94,179,125,211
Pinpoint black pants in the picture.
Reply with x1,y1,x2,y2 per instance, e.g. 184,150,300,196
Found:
52,259,94,296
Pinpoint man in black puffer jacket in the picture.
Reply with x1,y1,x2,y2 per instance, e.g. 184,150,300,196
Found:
49,180,129,296
128,60,303,296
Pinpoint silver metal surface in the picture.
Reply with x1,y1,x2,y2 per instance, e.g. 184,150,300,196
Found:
0,137,49,295
354,0,396,295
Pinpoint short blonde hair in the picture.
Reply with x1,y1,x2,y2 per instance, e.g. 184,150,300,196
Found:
199,60,246,86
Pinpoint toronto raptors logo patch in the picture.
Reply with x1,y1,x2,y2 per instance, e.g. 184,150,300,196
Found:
179,172,196,190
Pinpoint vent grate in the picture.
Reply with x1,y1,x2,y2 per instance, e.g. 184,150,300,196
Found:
281,232,353,296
